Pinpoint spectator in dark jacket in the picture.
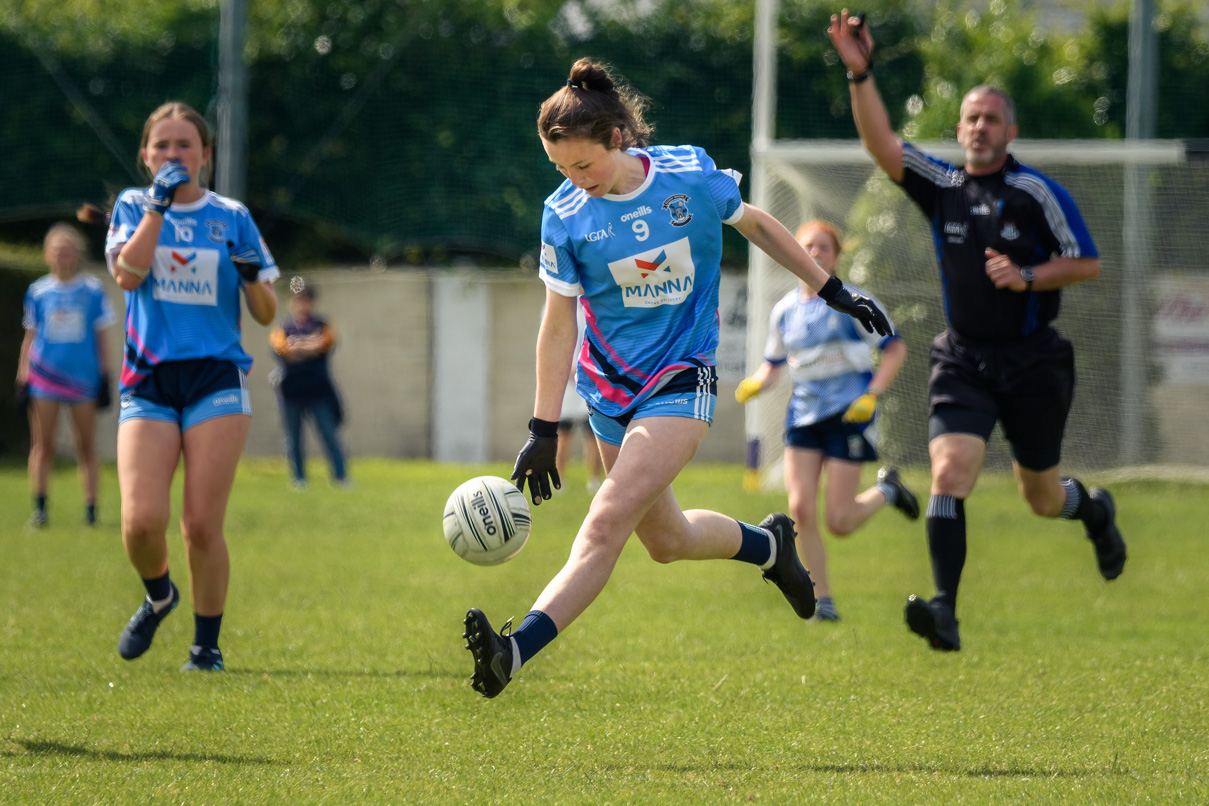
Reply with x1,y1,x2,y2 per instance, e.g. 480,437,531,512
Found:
269,279,348,489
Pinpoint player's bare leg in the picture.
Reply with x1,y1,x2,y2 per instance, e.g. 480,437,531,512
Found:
116,419,182,660
784,447,830,605
68,400,99,522
466,417,709,698
177,413,250,671
466,416,812,697
823,459,887,535
27,398,60,526
532,416,718,629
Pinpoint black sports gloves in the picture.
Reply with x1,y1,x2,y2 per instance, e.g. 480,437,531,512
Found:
512,417,561,505
818,275,893,336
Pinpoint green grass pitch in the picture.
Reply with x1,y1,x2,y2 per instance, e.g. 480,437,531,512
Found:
1,458,1206,803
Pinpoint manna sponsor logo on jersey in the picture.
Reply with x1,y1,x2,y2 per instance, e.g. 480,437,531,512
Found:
45,308,86,343
607,237,695,308
151,246,219,306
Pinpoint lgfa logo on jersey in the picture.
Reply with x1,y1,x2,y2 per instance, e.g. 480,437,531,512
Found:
662,194,693,226
607,237,695,308
151,245,219,306
586,224,614,242
207,219,229,243
1000,221,1020,240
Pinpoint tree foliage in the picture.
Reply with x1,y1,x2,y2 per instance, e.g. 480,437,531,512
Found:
1,0,1207,268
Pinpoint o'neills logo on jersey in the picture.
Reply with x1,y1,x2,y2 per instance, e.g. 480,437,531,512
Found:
151,245,219,306
607,237,695,308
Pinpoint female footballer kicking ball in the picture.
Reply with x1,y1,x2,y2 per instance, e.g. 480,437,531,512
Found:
105,101,278,671
463,58,893,698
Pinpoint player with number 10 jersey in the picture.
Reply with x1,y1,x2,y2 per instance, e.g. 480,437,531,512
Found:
106,190,278,392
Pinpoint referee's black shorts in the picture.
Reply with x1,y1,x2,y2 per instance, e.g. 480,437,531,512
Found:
927,327,1074,471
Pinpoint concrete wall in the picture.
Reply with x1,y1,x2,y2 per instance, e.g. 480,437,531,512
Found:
71,266,749,466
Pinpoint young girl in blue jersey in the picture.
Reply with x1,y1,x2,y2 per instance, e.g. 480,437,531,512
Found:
736,220,917,622
17,223,115,527
463,58,895,698
103,101,278,672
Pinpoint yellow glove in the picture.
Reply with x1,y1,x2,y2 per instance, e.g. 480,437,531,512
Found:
735,377,763,404
842,390,879,423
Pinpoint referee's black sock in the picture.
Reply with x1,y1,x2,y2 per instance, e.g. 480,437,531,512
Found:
926,495,966,610
1059,477,1106,531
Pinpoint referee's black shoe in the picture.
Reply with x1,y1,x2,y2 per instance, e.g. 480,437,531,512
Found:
759,513,816,620
905,594,961,651
877,466,920,520
1087,488,1126,581
464,608,514,699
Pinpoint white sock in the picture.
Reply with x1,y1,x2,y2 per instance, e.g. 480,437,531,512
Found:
760,528,777,571
150,591,174,614
510,636,522,677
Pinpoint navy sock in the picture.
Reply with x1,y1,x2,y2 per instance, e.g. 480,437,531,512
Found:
35,494,46,514
926,495,966,609
86,502,96,524
142,571,172,604
193,613,223,648
512,610,558,667
731,520,774,566
1060,477,1105,530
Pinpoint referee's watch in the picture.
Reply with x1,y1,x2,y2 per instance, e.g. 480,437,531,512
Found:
1020,265,1035,292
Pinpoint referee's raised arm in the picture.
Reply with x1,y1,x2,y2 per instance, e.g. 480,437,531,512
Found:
827,10,903,183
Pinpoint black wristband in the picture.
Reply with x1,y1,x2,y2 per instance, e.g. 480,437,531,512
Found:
529,417,559,438
846,66,873,84
817,275,843,302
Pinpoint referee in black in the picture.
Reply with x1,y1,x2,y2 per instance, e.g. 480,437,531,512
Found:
827,10,1127,651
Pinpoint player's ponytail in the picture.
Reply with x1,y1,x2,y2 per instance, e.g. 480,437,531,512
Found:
77,203,111,227
538,58,653,150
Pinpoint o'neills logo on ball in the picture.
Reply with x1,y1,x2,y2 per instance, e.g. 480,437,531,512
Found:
471,489,497,535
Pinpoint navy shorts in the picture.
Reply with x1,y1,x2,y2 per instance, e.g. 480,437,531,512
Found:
588,366,717,447
928,328,1074,471
785,410,878,463
119,358,251,431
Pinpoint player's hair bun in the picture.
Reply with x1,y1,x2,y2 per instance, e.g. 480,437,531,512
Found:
540,58,653,149
567,59,617,95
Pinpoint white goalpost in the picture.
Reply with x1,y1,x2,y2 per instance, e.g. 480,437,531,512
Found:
744,0,1209,489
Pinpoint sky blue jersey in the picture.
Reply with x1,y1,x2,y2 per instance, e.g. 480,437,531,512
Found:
538,144,743,419
106,189,280,392
764,286,899,430
23,273,116,399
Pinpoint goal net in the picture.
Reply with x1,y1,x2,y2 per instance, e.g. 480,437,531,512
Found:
744,138,1209,488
